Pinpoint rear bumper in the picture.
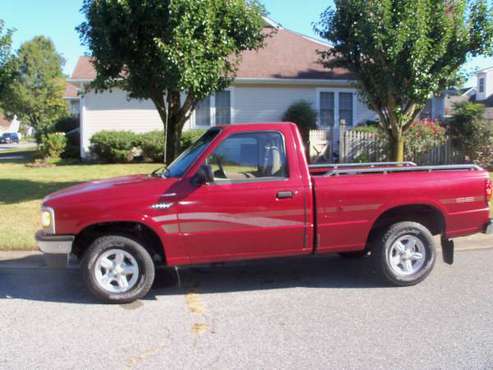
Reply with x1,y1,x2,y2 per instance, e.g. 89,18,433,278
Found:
484,220,493,234
36,231,74,268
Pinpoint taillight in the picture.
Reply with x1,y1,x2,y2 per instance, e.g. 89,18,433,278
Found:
486,179,492,202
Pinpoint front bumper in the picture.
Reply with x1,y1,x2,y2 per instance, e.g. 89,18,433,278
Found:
485,220,493,234
36,230,74,268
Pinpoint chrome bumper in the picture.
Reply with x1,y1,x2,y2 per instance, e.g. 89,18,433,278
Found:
484,220,493,234
36,230,74,268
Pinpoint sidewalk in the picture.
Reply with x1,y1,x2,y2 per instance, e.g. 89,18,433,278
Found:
0,234,491,268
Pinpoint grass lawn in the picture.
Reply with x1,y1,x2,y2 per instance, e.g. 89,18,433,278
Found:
0,148,158,250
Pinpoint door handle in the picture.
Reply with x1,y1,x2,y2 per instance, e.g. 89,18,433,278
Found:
277,191,294,199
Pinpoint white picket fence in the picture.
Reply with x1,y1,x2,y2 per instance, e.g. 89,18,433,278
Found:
309,126,465,165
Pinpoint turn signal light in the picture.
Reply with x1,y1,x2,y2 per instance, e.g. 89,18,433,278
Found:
486,179,492,202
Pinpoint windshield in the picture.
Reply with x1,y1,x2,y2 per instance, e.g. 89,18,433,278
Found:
162,128,221,178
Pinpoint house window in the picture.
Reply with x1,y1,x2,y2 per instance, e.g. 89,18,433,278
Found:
339,92,354,126
320,92,335,127
195,97,211,127
215,90,231,125
479,78,485,93
194,90,231,127
318,91,355,127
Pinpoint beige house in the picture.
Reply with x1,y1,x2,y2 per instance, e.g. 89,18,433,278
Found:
69,19,438,159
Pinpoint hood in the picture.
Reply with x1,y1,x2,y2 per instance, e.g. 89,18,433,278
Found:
43,174,178,207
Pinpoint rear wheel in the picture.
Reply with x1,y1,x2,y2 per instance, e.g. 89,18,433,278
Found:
372,221,436,286
81,235,155,303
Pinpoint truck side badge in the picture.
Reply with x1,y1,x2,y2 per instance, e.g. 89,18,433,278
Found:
151,202,174,210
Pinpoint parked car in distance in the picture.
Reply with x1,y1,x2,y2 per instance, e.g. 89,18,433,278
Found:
36,122,493,303
0,132,20,144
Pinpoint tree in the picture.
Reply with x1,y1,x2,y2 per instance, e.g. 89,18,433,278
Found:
447,102,493,166
0,20,15,98
78,0,267,164
0,36,68,142
317,0,493,161
282,100,317,145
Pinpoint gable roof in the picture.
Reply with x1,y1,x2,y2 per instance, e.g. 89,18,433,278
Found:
71,28,352,82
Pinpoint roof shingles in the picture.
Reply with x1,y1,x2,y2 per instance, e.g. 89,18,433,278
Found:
71,29,352,81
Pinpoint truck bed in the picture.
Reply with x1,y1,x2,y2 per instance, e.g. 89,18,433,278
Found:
310,163,490,254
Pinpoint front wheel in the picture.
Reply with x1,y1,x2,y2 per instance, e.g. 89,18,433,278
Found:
81,235,155,304
373,221,436,286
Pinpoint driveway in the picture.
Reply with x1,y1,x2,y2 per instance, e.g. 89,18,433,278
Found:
0,248,492,369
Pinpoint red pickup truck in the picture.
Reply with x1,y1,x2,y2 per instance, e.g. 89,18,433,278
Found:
36,123,492,303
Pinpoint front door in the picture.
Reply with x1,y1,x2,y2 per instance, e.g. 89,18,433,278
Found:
178,130,308,264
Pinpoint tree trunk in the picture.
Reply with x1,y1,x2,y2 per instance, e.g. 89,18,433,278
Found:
152,97,169,165
165,122,179,165
391,134,405,162
151,90,195,165
166,91,185,164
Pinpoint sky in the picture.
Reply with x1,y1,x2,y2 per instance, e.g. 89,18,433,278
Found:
1,0,492,87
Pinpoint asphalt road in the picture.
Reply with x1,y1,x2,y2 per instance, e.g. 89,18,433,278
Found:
1,249,492,369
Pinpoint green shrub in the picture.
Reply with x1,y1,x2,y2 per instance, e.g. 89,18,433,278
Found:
180,129,207,151
282,100,317,144
39,132,68,160
140,131,165,162
54,116,79,133
447,102,493,167
61,129,81,159
404,119,446,161
90,130,140,162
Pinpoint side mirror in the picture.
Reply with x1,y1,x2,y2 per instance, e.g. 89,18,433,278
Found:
193,165,214,185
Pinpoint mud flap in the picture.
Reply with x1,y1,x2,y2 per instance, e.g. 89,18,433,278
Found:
441,236,454,265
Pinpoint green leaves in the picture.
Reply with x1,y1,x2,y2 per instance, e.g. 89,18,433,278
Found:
0,36,68,143
78,0,265,162
78,0,265,101
0,20,15,103
317,0,493,160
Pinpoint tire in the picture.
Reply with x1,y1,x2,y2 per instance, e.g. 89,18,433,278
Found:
81,235,155,304
338,250,369,259
372,221,436,286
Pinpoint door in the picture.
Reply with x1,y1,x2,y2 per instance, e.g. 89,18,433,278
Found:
178,131,308,264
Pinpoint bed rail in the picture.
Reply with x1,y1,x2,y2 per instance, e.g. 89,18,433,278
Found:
308,161,417,170
325,164,482,176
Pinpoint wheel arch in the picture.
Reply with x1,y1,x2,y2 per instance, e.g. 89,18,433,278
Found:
73,221,166,264
366,203,446,246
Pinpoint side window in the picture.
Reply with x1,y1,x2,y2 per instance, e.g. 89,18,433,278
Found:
206,132,288,182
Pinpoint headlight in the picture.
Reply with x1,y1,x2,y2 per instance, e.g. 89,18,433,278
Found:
41,207,55,234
